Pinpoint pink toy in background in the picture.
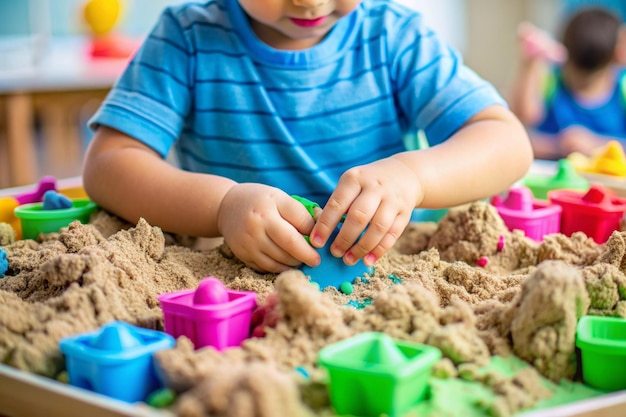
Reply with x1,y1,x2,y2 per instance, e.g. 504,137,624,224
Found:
491,185,562,241
549,185,626,244
14,176,57,205
158,277,257,351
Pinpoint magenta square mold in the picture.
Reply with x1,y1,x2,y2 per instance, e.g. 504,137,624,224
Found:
158,276,257,351
491,185,562,241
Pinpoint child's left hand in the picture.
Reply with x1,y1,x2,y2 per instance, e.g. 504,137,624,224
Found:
309,157,421,267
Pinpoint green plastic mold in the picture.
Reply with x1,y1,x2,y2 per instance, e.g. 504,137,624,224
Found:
318,332,441,417
576,316,626,391
14,199,98,240
523,159,589,200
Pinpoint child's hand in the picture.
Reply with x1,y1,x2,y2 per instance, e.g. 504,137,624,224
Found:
310,157,421,267
217,184,321,273
559,126,607,156
518,21,566,63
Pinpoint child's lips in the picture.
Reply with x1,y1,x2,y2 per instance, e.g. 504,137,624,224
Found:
290,16,328,28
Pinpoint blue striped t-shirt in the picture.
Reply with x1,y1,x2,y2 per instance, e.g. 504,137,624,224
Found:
90,0,506,204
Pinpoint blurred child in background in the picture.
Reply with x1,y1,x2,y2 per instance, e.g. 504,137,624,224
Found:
509,7,626,160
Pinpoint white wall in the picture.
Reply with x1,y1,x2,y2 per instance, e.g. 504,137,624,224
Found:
394,0,467,52
464,0,562,92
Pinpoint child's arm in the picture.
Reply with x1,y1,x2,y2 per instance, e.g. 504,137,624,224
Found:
508,22,566,126
559,125,621,156
83,126,321,273
527,131,564,160
310,105,533,267
532,126,621,158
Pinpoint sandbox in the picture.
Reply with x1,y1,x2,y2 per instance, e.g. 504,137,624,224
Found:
1,179,626,416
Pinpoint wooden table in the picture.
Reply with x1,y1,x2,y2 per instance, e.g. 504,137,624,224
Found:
0,37,128,188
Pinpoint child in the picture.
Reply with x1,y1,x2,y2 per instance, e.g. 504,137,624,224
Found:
509,7,626,160
83,0,533,273
565,0,626,20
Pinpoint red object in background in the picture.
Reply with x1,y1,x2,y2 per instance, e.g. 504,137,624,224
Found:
88,34,140,59
548,185,626,244
250,292,280,338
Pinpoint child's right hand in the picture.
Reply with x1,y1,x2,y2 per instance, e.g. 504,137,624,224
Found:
518,21,566,63
216,183,321,273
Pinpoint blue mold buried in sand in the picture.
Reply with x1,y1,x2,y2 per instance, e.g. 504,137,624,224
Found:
0,248,7,278
59,321,175,403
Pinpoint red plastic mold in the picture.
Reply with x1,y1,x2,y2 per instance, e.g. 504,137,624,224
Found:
158,277,257,351
548,185,626,243
491,186,562,241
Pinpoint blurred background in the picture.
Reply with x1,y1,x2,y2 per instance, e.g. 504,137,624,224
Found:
0,0,621,188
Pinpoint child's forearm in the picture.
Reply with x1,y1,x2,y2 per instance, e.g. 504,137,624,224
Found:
83,132,236,237
393,105,533,208
509,22,564,126
508,58,548,125
529,131,563,160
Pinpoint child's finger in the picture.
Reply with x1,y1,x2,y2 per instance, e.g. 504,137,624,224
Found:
330,192,379,259
266,224,321,268
340,202,396,264
280,197,317,236
310,186,360,248
245,253,291,274
312,206,323,222
357,212,410,267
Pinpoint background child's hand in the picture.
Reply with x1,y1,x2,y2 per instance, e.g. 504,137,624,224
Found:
518,21,566,63
560,126,607,156
310,157,421,267
217,184,321,273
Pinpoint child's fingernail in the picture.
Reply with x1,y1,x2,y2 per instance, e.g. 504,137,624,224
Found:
345,252,356,265
311,233,323,246
365,253,377,265
330,245,342,258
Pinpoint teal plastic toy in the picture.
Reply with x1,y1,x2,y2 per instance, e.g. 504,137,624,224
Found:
42,190,73,210
293,196,373,291
318,332,441,417
0,248,7,278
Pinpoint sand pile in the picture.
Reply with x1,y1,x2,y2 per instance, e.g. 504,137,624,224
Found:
0,201,624,417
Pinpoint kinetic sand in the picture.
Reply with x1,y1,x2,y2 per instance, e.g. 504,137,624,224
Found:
0,201,624,417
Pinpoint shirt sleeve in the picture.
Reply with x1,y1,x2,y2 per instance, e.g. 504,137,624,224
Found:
88,7,193,158
389,13,507,147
